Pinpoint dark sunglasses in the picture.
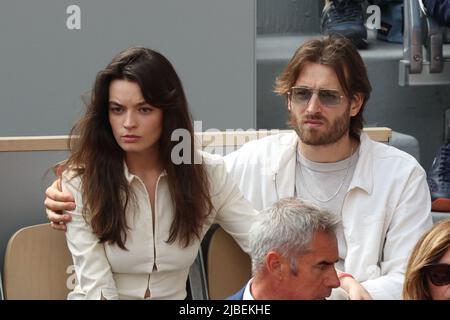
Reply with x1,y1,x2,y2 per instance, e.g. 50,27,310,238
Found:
422,263,450,286
288,86,345,107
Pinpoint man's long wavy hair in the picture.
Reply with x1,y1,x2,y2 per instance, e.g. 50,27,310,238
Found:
65,47,212,249
274,35,372,140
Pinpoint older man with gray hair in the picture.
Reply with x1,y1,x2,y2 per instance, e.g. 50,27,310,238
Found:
228,197,342,300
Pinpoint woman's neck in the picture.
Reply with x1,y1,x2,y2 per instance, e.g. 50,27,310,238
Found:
125,149,163,178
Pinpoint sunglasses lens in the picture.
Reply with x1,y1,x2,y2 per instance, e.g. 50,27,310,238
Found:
318,90,342,105
290,87,342,107
291,88,312,105
426,264,450,286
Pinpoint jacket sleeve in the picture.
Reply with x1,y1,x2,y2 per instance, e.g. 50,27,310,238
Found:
210,156,259,253
62,174,119,300
223,146,246,183
360,166,433,300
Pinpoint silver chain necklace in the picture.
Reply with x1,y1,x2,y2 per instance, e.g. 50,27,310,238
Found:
296,146,355,203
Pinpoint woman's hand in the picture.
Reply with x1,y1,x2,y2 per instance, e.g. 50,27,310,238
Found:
339,275,373,300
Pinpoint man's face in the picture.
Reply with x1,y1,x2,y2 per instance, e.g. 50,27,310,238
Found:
288,62,359,146
279,231,340,300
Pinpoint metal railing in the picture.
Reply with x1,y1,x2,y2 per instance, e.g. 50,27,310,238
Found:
399,0,450,85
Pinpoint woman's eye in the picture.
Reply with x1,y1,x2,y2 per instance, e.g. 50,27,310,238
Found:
110,107,123,113
140,107,153,113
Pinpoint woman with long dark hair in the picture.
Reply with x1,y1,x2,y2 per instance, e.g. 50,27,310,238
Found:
61,47,257,299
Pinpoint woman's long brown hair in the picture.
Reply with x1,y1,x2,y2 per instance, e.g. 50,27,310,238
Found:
66,47,212,249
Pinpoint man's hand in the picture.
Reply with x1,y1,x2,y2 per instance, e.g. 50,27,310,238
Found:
339,275,372,300
44,179,75,231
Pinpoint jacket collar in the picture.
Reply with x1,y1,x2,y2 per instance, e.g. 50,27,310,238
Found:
272,131,298,198
273,131,374,196
124,162,135,183
348,132,374,195
123,161,167,184
272,131,298,173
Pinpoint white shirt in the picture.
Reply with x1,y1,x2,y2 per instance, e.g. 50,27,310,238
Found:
63,152,258,300
243,278,255,300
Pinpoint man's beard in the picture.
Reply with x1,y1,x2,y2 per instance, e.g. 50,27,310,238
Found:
289,105,351,146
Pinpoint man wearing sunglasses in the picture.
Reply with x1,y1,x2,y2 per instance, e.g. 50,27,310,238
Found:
223,35,433,300
44,35,432,300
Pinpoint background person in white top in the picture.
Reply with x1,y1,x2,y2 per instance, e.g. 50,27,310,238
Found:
223,35,433,299
58,47,259,299
228,198,342,300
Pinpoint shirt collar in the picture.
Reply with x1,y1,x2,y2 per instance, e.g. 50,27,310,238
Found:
347,132,374,195
123,161,167,184
243,278,255,300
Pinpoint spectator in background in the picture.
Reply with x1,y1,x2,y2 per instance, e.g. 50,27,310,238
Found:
420,0,450,26
420,0,450,213
321,0,405,47
403,219,450,300
321,0,369,48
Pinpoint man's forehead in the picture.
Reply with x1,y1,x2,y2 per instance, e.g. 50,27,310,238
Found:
304,231,339,261
295,62,342,88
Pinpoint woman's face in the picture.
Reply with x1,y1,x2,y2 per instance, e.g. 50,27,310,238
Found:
427,247,450,300
108,79,163,157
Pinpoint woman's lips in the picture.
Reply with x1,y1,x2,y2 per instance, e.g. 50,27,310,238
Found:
122,135,141,143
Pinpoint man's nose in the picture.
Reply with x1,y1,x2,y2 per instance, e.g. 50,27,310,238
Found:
327,269,341,289
305,93,323,114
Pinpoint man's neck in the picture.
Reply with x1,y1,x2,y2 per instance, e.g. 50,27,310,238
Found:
250,275,277,300
298,135,358,163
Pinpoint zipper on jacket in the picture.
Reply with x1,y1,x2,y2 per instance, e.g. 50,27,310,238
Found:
151,184,158,273
139,175,161,273
151,174,163,273
273,172,280,200
144,274,151,299
138,173,163,299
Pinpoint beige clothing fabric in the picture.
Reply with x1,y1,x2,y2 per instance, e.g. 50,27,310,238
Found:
63,152,258,300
